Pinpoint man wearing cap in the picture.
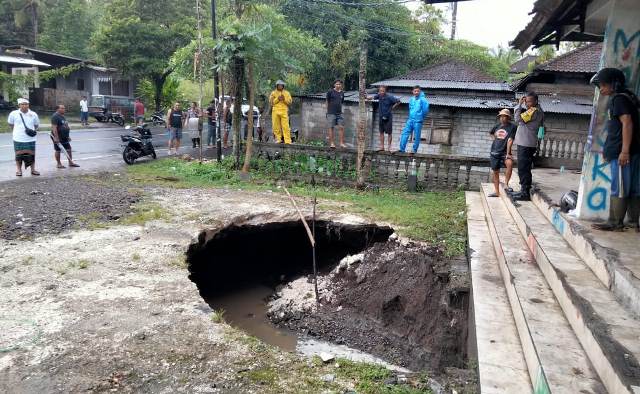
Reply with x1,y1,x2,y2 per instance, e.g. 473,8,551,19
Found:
512,91,544,201
7,98,40,176
487,109,516,197
269,80,293,144
590,68,640,231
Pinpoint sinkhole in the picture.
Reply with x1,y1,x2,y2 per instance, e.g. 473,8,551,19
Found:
186,219,468,372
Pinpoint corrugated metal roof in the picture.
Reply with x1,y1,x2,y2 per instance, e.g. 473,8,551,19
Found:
0,55,50,67
303,91,592,115
371,79,512,92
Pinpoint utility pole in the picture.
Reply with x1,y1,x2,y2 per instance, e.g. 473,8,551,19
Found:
196,0,204,163
356,38,367,188
211,0,222,162
450,2,458,40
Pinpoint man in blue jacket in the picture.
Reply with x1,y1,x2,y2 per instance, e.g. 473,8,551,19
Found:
399,86,429,153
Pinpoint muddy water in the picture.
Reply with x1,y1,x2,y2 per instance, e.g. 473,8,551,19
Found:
205,283,411,372
205,284,298,351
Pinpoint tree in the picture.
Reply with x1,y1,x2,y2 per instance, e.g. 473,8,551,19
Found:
9,0,50,46
39,0,97,58
92,0,196,110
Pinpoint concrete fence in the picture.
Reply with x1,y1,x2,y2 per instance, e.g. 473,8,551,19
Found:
250,141,490,191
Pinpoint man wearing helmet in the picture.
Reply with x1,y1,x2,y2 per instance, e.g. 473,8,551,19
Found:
269,80,293,144
591,68,640,231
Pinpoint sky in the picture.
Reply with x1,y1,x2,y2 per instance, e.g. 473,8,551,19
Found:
406,0,536,50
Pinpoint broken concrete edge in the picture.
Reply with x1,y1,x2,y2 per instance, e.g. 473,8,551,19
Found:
531,185,640,319
478,189,551,393
499,190,640,392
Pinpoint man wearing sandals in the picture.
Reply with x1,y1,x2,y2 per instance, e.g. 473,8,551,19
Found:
590,68,640,232
51,104,80,169
7,98,40,177
326,79,346,149
487,109,516,197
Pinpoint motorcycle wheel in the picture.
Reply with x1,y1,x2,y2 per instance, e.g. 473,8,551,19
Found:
117,118,125,127
123,146,137,165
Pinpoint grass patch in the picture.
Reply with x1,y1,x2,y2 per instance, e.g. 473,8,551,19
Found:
210,309,226,323
77,212,110,231
244,367,278,386
53,259,91,275
128,158,467,255
336,358,431,394
131,252,141,262
120,202,169,226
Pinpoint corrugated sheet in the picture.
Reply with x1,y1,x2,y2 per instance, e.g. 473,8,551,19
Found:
302,91,593,115
371,79,512,92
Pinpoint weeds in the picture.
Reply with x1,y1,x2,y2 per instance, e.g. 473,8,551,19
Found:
132,253,141,262
120,202,169,226
210,309,226,323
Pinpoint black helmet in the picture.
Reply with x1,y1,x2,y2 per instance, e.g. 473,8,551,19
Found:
560,190,578,213
590,68,626,88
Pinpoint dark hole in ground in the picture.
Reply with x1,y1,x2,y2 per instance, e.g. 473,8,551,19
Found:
186,219,469,375
187,220,393,296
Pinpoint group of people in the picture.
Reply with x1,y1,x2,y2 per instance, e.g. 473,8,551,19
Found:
323,80,430,153
487,67,639,232
7,98,80,177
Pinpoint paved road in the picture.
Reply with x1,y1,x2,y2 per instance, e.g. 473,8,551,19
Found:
0,125,217,182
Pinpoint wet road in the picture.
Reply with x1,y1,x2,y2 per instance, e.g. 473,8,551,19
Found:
0,125,214,182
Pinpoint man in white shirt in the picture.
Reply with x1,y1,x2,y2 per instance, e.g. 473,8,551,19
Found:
80,96,89,126
7,98,40,176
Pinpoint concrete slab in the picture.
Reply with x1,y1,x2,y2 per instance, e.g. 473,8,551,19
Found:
497,186,640,394
529,175,640,319
466,192,532,393
479,185,606,394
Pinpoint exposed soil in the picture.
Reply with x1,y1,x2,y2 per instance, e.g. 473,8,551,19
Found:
0,175,139,239
270,240,470,373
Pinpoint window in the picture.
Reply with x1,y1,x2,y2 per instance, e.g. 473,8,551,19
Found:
112,80,129,97
77,78,85,91
98,81,111,95
424,115,453,145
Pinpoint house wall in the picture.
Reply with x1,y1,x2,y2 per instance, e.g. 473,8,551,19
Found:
301,97,591,160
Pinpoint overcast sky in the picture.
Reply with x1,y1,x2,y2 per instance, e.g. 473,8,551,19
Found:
406,0,536,50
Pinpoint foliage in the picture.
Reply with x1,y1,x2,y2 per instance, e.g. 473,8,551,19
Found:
135,77,181,110
126,158,467,256
0,63,82,102
38,0,98,59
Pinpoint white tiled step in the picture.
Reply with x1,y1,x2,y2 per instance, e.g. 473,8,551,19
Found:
494,185,640,394
479,185,606,393
466,192,532,393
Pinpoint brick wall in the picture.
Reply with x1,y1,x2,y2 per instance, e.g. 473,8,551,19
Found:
300,98,590,160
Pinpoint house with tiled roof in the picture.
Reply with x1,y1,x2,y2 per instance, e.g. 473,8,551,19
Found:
509,55,538,74
511,43,601,168
300,59,515,157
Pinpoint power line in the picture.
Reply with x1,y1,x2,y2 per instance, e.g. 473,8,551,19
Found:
297,0,416,7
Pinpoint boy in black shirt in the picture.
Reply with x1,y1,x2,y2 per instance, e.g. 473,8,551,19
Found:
51,104,79,168
591,68,640,231
326,80,345,148
488,108,516,197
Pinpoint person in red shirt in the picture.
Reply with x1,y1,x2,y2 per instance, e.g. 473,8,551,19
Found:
134,98,145,125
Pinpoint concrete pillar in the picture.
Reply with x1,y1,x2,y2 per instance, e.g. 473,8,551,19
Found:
575,0,640,219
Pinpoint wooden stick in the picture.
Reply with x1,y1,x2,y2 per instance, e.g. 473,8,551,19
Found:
283,187,315,247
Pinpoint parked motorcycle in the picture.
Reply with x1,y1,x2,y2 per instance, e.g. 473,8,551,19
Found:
150,110,166,126
94,110,125,126
121,124,156,165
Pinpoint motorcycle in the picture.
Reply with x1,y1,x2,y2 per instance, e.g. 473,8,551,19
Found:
121,124,156,165
150,110,166,126
95,110,125,126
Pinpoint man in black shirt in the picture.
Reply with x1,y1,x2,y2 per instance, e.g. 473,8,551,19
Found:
488,109,516,197
367,85,400,151
51,104,79,168
326,80,345,148
205,100,217,147
591,68,640,231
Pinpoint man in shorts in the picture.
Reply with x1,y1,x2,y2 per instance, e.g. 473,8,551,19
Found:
487,108,515,197
166,102,185,155
368,85,400,151
134,98,145,125
51,104,80,168
326,79,345,148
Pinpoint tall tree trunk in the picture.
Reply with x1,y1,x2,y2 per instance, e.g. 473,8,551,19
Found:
356,40,367,188
231,54,245,169
242,62,255,173
152,74,167,112
31,2,38,46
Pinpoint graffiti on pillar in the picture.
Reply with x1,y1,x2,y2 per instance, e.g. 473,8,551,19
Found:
613,28,640,95
585,153,611,212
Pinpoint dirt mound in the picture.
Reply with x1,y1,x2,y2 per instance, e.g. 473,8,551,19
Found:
270,239,469,372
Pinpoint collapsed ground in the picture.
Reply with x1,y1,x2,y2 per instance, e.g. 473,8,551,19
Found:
0,161,474,393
